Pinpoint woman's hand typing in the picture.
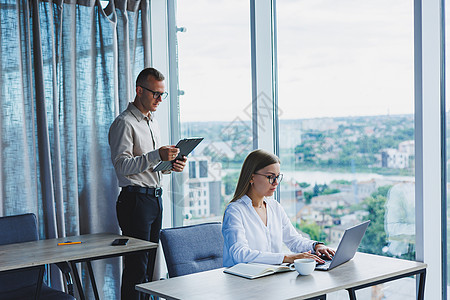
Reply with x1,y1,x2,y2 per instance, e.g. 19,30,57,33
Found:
283,250,325,264
314,244,335,260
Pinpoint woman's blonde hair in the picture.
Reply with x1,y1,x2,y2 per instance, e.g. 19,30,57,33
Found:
230,149,280,203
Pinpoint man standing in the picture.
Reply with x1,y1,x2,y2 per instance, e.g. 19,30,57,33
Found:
109,68,186,300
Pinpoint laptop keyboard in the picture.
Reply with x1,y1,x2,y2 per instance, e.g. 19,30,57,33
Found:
316,259,332,270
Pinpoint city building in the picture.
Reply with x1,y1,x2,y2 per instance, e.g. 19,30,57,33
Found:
381,148,410,169
184,156,222,219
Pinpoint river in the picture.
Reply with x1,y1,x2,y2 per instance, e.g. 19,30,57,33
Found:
282,170,414,185
222,168,414,185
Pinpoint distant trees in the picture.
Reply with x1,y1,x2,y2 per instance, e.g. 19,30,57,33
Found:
298,182,310,188
303,183,340,203
223,172,239,196
359,186,390,256
295,144,315,163
297,222,327,242
330,179,351,185
293,115,414,175
358,185,414,260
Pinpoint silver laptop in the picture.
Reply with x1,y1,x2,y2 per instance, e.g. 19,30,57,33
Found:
315,220,370,271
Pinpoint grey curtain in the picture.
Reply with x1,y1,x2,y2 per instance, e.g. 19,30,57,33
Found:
0,0,151,298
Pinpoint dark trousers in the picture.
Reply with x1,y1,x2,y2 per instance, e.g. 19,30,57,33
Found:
116,189,162,300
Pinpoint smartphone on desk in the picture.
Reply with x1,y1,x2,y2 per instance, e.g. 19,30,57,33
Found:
112,238,129,246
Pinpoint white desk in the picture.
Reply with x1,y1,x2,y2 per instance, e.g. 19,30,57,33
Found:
136,252,426,300
0,233,158,300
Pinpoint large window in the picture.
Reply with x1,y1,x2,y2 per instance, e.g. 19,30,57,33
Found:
277,1,415,299
446,1,450,295
176,0,252,225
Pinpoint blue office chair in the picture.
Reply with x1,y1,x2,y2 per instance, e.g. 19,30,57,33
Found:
160,222,224,278
0,213,75,300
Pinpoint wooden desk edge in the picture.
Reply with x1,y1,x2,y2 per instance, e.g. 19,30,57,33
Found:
0,233,158,272
134,259,428,300
136,285,180,300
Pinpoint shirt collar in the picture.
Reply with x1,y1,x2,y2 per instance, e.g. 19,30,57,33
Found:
128,102,154,121
242,195,268,206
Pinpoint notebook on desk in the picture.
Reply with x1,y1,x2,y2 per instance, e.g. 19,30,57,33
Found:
315,220,370,271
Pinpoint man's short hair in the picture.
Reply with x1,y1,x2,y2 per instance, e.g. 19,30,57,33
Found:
136,68,165,86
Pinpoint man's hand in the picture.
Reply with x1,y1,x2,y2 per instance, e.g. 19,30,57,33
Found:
172,156,187,172
159,146,180,161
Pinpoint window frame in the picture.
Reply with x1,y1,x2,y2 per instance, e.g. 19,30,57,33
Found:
165,0,447,298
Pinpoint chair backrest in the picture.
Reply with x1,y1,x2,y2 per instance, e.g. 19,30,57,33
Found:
0,213,39,245
160,222,223,277
0,213,41,292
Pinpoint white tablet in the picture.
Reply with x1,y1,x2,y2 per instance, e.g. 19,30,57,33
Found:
152,137,204,172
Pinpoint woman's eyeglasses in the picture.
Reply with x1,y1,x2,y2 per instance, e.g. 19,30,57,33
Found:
253,173,283,185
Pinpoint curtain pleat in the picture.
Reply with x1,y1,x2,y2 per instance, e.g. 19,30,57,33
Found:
115,0,133,114
0,0,38,216
33,0,59,241
0,0,152,298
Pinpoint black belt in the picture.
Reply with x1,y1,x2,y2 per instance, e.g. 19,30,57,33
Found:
122,186,163,197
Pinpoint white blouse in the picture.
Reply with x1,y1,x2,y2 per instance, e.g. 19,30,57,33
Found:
222,195,316,267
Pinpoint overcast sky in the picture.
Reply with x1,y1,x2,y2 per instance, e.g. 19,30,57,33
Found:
176,0,415,122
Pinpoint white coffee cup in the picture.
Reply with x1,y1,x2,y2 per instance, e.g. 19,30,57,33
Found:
290,258,316,275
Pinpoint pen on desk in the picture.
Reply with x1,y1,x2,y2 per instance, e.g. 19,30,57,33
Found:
57,241,82,246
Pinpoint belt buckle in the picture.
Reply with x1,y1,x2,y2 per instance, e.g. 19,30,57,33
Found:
154,188,162,197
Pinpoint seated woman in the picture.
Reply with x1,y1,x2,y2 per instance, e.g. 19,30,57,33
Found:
222,149,335,267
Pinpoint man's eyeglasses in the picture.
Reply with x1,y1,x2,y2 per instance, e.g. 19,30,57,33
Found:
254,173,283,185
139,86,168,100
